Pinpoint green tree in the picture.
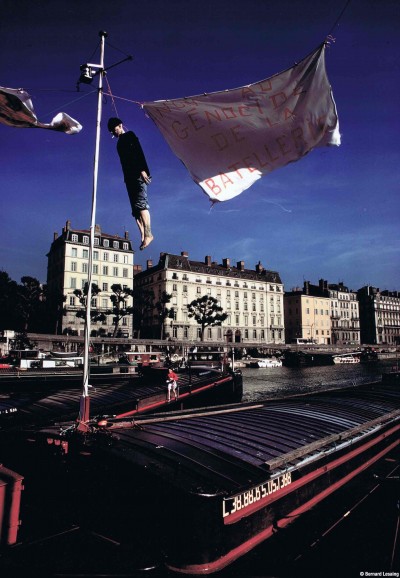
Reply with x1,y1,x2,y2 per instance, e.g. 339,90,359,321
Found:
132,287,155,338
0,271,20,330
106,284,134,338
73,283,106,324
17,276,45,332
156,291,175,340
188,295,228,341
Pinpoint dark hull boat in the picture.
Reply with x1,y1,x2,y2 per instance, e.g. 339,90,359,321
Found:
2,378,398,575
0,365,243,429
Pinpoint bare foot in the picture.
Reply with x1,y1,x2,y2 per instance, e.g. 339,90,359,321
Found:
140,235,154,250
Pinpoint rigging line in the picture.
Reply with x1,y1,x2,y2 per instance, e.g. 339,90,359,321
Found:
106,40,132,58
327,0,352,37
43,89,97,117
103,90,143,107
104,76,119,117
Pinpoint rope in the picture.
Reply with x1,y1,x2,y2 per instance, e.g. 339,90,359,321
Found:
104,76,120,117
103,90,144,108
327,0,352,37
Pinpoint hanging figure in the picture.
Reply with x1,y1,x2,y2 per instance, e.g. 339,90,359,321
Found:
107,117,154,250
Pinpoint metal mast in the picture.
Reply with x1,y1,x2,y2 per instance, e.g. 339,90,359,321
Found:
78,30,107,429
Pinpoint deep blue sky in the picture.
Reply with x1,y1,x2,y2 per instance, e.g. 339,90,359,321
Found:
1,0,399,292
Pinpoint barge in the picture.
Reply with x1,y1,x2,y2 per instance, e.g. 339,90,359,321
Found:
1,378,398,574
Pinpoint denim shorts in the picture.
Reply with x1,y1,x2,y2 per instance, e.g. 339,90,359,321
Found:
125,177,150,218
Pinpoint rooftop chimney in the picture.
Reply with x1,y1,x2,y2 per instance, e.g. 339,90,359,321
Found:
124,231,129,240
255,261,264,273
94,224,101,235
181,251,189,258
223,258,231,268
53,232,58,241
237,260,245,271
147,259,153,269
205,255,212,266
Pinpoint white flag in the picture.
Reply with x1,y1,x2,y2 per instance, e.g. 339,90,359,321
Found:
143,43,340,203
0,86,82,134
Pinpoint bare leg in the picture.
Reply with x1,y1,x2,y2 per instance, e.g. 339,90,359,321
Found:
139,209,154,250
135,217,145,243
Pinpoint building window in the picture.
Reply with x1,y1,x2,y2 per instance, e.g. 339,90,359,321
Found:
70,278,76,289
113,267,118,277
94,238,99,246
71,248,77,257
114,254,119,263
71,261,77,272
71,234,78,243
173,284,177,292
123,242,129,250
103,239,109,247
123,268,128,278
113,241,119,249
184,327,188,338
183,285,188,293
245,329,249,339
102,283,108,291
83,236,89,244
82,249,88,259
82,263,88,273
236,315,239,325
253,330,257,339
93,264,98,274
103,252,109,261
69,296,75,306
102,298,108,308
197,287,201,294
93,251,99,260
103,266,108,275
123,255,128,264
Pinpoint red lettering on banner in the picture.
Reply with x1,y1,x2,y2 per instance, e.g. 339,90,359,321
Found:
211,132,229,151
238,106,252,117
227,162,244,179
253,152,272,168
204,178,222,195
205,109,222,124
187,110,205,131
291,126,307,151
231,125,245,143
276,135,291,156
283,107,295,120
269,92,287,109
222,107,237,120
172,121,189,139
220,173,234,187
257,80,273,93
243,157,258,172
264,144,279,163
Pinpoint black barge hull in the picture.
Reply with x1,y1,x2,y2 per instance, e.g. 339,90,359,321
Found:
0,379,398,575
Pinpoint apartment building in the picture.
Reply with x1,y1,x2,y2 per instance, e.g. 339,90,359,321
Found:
284,280,332,345
328,282,361,345
357,286,400,345
133,252,285,343
46,220,134,336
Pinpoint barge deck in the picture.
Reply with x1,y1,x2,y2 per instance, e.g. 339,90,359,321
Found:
1,378,398,574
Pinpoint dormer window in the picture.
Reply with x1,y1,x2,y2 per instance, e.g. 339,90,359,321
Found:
113,241,119,249
83,236,89,244
103,239,109,247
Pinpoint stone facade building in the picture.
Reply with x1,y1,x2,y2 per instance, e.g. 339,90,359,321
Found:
133,252,285,343
46,220,134,337
328,282,361,345
357,286,400,345
284,280,332,345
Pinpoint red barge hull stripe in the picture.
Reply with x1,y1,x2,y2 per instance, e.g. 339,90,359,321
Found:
167,436,399,575
115,377,231,418
224,421,400,525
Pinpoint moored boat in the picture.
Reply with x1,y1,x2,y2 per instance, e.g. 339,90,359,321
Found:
332,354,360,364
1,378,398,574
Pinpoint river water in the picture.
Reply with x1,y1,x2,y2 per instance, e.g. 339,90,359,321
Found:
240,358,397,403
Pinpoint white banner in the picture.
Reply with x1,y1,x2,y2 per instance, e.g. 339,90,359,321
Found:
0,86,82,134
144,43,340,203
